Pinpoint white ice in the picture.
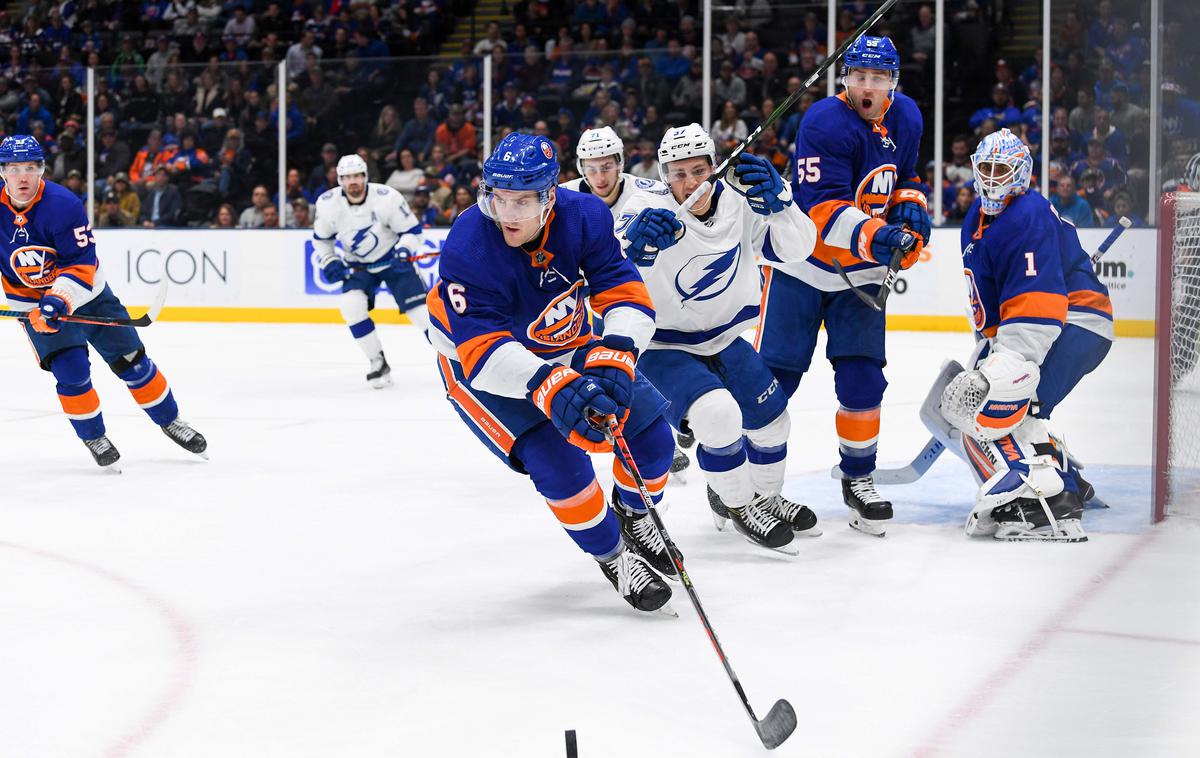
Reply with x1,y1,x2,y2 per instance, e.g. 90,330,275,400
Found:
2,324,1198,758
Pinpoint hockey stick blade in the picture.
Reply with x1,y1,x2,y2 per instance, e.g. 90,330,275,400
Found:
755,699,798,750
831,435,946,485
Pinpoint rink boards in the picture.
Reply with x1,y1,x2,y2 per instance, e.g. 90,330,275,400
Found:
94,226,1157,336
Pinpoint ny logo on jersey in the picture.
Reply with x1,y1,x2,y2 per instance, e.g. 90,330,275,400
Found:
855,164,898,217
964,268,986,332
9,245,57,288
528,280,587,346
675,244,741,303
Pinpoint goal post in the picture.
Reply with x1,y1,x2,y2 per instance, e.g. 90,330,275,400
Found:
1153,192,1200,522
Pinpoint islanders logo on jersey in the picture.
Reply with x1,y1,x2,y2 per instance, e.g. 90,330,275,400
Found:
9,245,58,289
528,280,587,347
964,268,986,331
855,164,898,217
675,244,741,303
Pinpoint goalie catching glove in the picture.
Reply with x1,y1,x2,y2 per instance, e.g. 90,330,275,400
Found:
941,350,1040,441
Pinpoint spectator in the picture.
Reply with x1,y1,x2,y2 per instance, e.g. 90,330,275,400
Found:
711,100,749,156
141,166,183,228
1051,174,1093,228
720,17,746,58
262,204,280,229
168,131,212,185
493,81,523,129
274,168,311,212
192,69,225,120
53,74,82,125
946,184,976,223
124,75,160,130
1090,107,1128,164
473,21,504,56
640,105,666,146
946,135,974,186
211,202,237,229
654,39,691,85
629,137,659,179
386,149,424,200
112,172,141,223
297,66,338,134
145,35,173,88
434,104,478,177
289,197,312,229
392,97,437,164
308,143,339,196
238,185,271,228
369,105,403,165
631,57,670,113
1108,83,1146,146
97,129,131,181
1077,167,1111,223
968,84,1021,134
1049,127,1081,167
1109,190,1144,227
63,169,85,201
130,129,167,189
444,185,474,225
224,6,256,45
17,93,55,136
410,185,440,228
1070,138,1126,198
97,189,135,227
713,60,747,111
672,59,704,119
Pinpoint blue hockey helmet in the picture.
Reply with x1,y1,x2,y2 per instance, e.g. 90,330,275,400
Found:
0,135,45,165
478,133,561,224
971,128,1033,215
843,36,900,73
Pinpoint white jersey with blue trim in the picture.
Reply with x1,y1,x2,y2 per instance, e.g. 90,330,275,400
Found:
559,173,670,220
617,181,817,356
311,182,424,267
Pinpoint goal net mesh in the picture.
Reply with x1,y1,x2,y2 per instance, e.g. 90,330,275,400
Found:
1162,192,1200,519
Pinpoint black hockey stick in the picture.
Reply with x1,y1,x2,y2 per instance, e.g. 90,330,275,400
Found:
0,276,169,328
677,0,902,213
603,415,797,750
832,233,915,313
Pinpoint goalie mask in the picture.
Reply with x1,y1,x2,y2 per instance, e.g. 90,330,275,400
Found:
971,129,1033,215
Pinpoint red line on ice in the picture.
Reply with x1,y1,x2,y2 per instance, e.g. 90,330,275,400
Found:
912,531,1157,757
0,541,197,758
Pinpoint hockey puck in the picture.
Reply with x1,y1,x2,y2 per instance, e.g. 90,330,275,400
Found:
565,729,577,757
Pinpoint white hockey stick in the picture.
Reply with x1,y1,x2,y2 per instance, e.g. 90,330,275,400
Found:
831,218,1131,485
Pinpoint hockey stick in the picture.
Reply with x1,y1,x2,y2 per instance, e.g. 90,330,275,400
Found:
0,276,169,328
832,237,914,313
676,0,902,214
833,219,1134,483
602,415,797,750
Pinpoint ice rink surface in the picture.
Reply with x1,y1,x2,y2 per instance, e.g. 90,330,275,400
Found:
2,323,1198,758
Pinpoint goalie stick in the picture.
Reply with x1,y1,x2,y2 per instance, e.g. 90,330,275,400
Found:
830,217,1132,484
675,0,902,215
602,415,797,750
1,276,169,328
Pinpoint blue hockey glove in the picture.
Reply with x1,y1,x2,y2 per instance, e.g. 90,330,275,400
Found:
527,364,619,453
581,335,637,424
731,153,791,215
29,292,70,334
625,207,682,266
887,180,931,245
321,257,348,283
853,219,919,270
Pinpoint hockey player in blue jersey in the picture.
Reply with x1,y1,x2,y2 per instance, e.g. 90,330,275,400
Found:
755,36,925,536
932,129,1111,542
0,135,206,470
426,133,678,613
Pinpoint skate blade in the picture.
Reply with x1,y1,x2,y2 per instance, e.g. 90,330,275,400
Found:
741,535,799,556
669,470,687,485
848,509,887,537
369,377,394,389
996,521,1088,543
794,524,823,538
100,463,122,475
655,602,679,618
195,450,210,461
711,511,730,531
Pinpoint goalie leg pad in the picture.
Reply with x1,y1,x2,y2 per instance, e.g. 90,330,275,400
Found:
963,418,1074,537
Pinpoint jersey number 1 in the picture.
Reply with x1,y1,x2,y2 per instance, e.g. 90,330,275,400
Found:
1024,251,1037,277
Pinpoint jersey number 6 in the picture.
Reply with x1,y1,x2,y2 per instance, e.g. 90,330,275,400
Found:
796,157,821,184
447,282,468,314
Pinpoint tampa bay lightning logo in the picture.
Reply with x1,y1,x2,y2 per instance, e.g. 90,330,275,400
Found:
348,225,379,255
675,244,741,303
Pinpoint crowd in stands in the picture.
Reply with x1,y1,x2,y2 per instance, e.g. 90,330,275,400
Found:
0,0,1194,230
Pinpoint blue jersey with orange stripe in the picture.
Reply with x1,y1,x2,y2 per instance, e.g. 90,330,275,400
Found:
0,179,104,313
787,91,923,291
960,190,1113,365
427,188,655,399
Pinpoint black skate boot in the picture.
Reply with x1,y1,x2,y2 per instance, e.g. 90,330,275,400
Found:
611,487,678,578
162,417,208,458
599,548,674,613
843,476,893,537
669,446,690,482
83,436,121,471
708,487,795,553
761,493,821,536
676,418,695,449
367,353,393,389
991,490,1087,542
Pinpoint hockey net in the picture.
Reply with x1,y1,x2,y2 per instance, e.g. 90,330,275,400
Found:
1154,192,1200,521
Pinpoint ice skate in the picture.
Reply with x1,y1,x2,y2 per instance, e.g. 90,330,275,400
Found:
669,445,690,484
980,490,1087,543
367,353,393,389
162,417,208,459
842,476,892,537
708,487,797,554
599,548,675,614
761,493,821,536
676,419,695,449
83,435,121,473
611,487,678,579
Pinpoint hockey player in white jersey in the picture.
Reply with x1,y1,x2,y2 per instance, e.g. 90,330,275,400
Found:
312,154,431,387
616,124,821,552
560,127,695,482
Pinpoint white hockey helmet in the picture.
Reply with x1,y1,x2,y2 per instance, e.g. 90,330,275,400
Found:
657,123,716,185
336,153,369,182
576,126,624,174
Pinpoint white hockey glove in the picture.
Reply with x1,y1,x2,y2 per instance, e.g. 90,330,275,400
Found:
941,350,1039,441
